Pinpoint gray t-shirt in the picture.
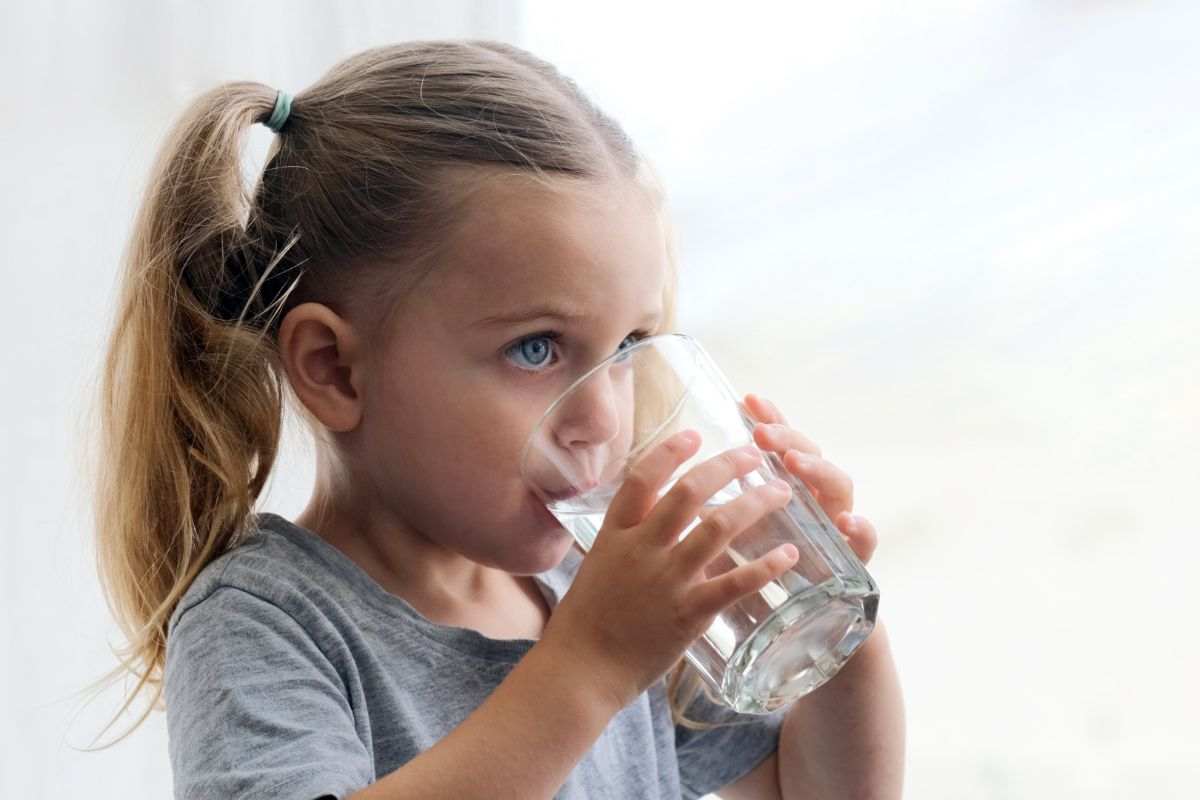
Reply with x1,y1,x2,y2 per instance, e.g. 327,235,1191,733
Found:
164,512,783,799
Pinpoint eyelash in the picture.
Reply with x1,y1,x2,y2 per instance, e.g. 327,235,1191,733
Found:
505,329,653,373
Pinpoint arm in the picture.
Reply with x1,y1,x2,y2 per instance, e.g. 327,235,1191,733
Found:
717,623,904,800
776,621,906,800
715,752,781,800
729,394,906,799
348,639,622,800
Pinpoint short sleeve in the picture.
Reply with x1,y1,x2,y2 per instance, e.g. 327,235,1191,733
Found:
165,586,374,800
674,683,786,800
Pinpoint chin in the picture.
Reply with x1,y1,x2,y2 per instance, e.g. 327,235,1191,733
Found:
477,492,574,575
502,527,574,576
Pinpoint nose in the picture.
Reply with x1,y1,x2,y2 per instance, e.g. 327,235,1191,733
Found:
552,365,626,453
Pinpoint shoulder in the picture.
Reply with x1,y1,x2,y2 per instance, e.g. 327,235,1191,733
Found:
166,512,344,637
162,518,375,796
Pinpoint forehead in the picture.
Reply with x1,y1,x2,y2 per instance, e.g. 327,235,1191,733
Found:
427,176,669,324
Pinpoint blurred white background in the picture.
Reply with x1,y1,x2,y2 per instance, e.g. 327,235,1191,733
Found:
2,1,1197,797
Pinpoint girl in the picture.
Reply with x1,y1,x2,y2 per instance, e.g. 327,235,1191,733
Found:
92,40,904,799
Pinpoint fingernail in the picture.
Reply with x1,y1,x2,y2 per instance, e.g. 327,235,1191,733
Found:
776,543,799,563
767,478,790,493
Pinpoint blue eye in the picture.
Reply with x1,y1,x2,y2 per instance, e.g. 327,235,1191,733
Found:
506,331,650,373
507,333,559,370
614,331,650,360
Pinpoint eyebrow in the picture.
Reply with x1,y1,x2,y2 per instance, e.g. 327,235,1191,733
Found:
473,304,662,328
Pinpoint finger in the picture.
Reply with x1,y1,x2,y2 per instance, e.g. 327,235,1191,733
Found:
751,422,822,458
672,478,793,575
687,544,799,618
784,449,854,520
744,393,790,426
837,511,878,564
605,430,702,530
645,445,764,545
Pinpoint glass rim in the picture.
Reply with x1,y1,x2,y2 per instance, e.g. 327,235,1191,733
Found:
518,331,698,481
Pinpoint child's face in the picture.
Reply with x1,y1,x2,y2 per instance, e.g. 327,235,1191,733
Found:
356,176,668,575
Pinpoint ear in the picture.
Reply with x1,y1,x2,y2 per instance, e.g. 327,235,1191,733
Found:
277,302,365,433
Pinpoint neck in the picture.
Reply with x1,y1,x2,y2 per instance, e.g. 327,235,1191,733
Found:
291,446,552,639
296,492,506,607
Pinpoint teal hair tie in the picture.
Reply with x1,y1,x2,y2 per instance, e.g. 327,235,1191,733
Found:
265,90,292,133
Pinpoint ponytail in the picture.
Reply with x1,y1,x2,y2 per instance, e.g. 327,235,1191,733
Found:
85,82,297,746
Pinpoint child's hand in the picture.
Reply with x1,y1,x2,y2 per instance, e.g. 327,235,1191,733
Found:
743,393,879,564
538,430,800,712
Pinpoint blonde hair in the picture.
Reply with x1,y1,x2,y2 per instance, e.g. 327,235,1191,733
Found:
86,39,717,748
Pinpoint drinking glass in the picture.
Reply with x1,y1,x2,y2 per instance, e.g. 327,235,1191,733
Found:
521,333,879,713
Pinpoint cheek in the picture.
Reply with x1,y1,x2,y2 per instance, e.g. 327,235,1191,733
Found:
371,364,562,497
404,401,538,501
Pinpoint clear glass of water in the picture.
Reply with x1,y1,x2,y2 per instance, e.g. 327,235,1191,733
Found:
520,333,879,713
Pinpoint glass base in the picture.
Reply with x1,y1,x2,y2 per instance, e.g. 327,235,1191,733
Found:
717,575,879,714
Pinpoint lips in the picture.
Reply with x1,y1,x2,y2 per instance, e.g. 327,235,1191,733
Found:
540,481,598,502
